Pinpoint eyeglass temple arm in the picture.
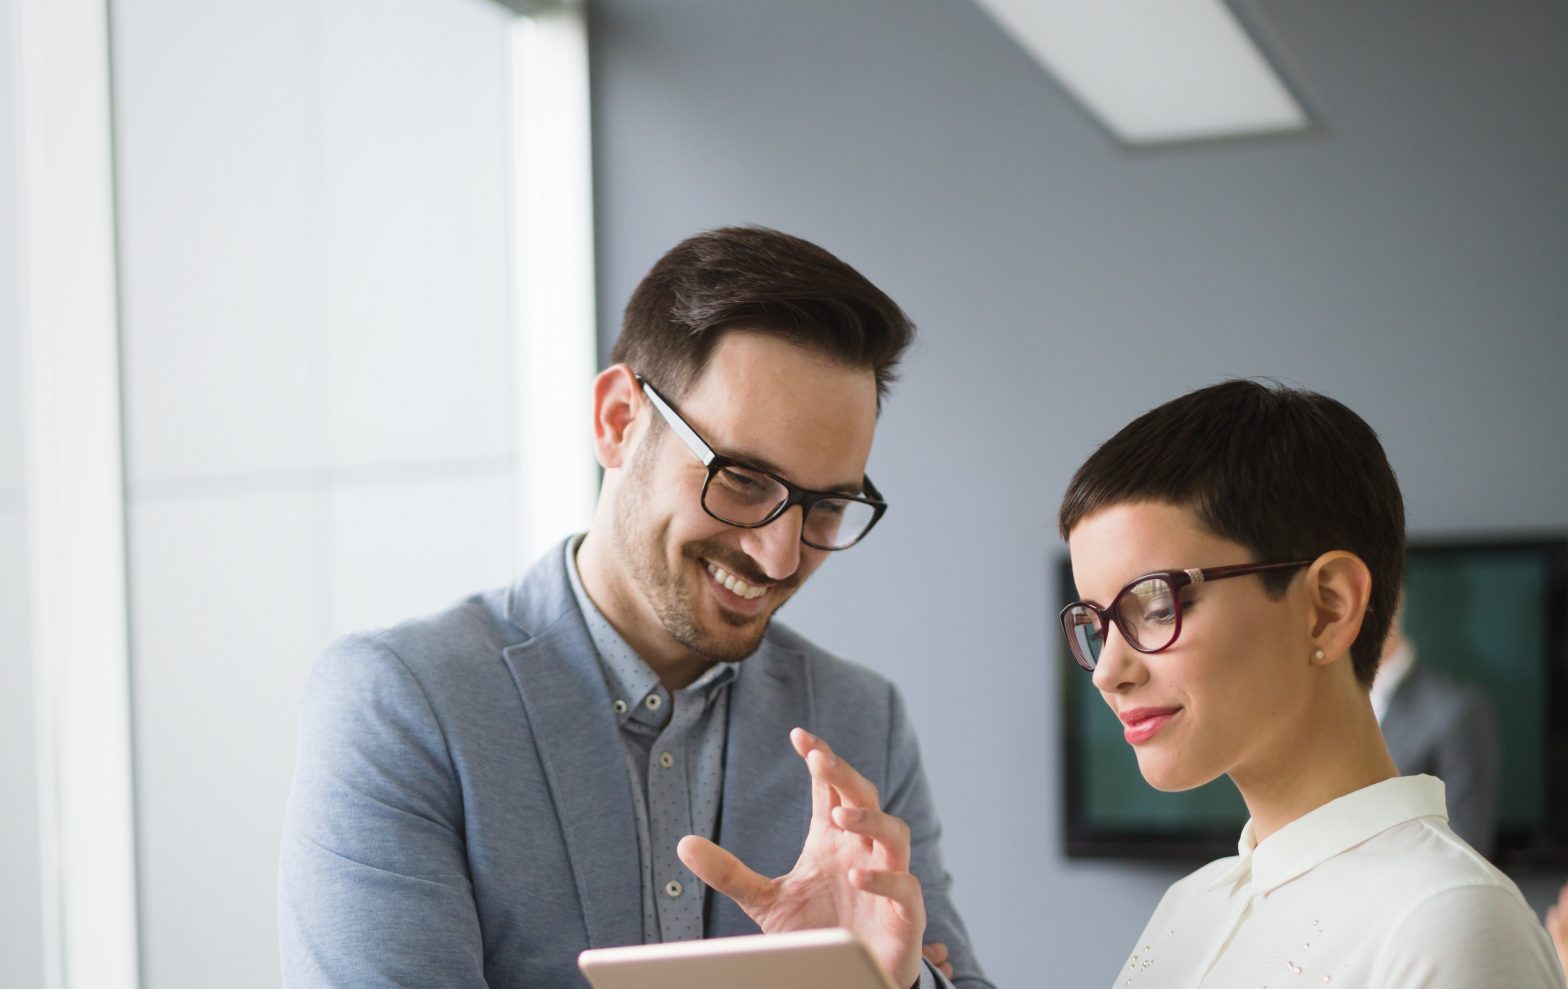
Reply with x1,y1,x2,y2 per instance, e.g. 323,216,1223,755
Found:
860,474,886,505
636,375,715,467
1197,560,1314,582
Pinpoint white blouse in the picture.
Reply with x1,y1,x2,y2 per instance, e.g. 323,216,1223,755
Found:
1113,775,1564,988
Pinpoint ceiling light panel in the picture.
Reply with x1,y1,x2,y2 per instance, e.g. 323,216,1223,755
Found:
972,0,1310,145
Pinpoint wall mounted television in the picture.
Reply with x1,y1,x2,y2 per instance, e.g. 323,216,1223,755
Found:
1058,535,1568,866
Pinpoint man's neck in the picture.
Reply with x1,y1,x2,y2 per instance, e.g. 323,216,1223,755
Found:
574,529,714,691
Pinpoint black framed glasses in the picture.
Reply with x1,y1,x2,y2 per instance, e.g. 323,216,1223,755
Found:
636,375,888,551
1059,560,1312,672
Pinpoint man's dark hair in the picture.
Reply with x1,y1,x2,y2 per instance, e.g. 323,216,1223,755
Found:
609,226,914,408
1057,379,1405,685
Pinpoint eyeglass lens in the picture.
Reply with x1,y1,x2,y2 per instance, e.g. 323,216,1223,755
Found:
704,464,877,550
1062,576,1181,669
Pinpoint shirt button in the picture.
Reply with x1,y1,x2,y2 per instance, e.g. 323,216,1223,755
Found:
659,751,675,768
645,694,663,711
664,879,683,898
611,699,628,715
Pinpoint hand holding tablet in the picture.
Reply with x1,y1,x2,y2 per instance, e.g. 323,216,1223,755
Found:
674,727,927,989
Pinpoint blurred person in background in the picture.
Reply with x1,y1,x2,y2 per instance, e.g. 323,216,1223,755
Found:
1373,595,1500,854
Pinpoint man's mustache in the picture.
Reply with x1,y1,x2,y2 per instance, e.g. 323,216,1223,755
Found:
685,541,799,591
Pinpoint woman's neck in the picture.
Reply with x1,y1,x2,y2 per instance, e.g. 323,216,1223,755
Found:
1231,678,1400,844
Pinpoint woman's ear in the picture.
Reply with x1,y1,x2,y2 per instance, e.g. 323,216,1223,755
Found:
592,364,645,470
1304,551,1373,666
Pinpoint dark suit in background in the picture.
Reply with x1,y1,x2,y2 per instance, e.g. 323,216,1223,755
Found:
1380,662,1500,855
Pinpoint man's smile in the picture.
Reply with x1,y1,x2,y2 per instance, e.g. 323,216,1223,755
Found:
705,560,768,600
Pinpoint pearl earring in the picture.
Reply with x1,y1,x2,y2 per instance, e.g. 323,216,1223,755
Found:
1313,648,1326,660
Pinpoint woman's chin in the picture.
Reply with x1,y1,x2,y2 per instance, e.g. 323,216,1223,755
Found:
1136,754,1219,794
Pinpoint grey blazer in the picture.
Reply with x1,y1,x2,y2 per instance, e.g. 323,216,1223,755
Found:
1381,663,1500,855
279,542,990,988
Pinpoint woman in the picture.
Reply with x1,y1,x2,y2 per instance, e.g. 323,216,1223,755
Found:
1055,379,1562,987
688,379,1564,988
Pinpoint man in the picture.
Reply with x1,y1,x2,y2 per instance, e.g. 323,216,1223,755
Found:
278,226,989,987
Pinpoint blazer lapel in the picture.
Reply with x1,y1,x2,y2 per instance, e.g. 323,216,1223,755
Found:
707,636,814,936
501,550,643,950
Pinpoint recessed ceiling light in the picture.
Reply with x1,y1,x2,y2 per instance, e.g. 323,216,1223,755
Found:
971,0,1311,146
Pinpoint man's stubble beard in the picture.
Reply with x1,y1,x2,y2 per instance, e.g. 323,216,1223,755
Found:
612,439,793,663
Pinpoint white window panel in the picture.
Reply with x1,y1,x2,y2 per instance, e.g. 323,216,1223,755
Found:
0,23,22,497
128,489,319,988
114,1,314,484
0,510,45,989
16,0,139,982
320,0,514,470
108,1,596,985
324,469,517,636
510,5,599,565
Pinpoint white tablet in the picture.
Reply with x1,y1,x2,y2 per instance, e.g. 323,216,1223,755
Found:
578,927,896,989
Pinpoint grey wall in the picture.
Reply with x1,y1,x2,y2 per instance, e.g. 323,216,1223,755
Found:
588,1,1568,985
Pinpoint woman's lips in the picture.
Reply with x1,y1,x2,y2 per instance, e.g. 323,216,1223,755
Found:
1119,706,1181,745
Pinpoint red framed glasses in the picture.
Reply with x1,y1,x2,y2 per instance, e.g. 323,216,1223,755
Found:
1060,560,1312,671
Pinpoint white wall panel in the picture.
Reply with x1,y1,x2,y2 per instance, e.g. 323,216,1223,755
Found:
0,0,21,498
16,0,139,978
0,510,44,989
115,0,314,484
0,36,42,989
325,469,516,635
320,0,513,470
128,489,318,989
0,1,41,952
113,0,522,983
0,0,16,497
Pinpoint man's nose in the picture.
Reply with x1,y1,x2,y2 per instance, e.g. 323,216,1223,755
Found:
738,506,804,582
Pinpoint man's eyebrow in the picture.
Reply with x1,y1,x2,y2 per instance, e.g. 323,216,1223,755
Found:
714,445,864,496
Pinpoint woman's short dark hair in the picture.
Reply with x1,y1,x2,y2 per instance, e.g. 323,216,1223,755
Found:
609,226,914,408
1057,379,1406,685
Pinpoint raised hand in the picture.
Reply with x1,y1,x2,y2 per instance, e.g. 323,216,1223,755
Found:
677,728,926,989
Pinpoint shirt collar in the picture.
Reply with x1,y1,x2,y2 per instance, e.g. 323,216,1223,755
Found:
1205,775,1449,896
563,536,737,727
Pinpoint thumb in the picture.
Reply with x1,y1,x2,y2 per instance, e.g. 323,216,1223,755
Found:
677,835,772,914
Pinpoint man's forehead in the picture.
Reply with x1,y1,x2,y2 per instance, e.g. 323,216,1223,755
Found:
679,341,878,491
